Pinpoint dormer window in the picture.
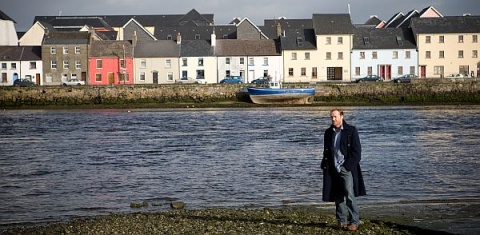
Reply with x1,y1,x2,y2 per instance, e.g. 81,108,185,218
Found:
296,37,304,47
396,36,403,46
195,34,200,40
363,37,370,45
167,34,173,40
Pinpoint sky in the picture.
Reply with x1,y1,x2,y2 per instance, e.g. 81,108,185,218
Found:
2,0,479,32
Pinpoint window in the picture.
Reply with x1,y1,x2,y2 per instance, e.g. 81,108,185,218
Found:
46,74,53,83
120,59,125,69
167,34,172,40
338,52,343,60
140,59,146,68
360,52,365,59
75,46,81,54
326,52,331,60
288,68,294,76
459,65,469,75
225,58,230,65
410,66,415,75
312,67,317,78
194,34,200,40
474,35,478,43
240,58,244,64
426,36,431,43
165,59,171,68
62,73,68,81
198,58,204,66
405,51,411,59
167,72,173,81
1,73,6,83
326,37,331,44
96,59,102,69
305,52,310,60
63,46,69,54
182,58,187,66
296,37,304,47
95,73,102,82
337,37,343,44
473,50,478,58
51,61,57,69
29,62,36,69
434,66,444,75
63,60,69,69
263,57,268,65
398,66,403,75
355,67,360,76
75,61,81,69
249,58,254,65
439,36,444,43
367,66,372,75
301,67,306,76
458,50,464,58
393,51,398,59
71,73,77,80
372,52,377,59
458,35,464,43
1,63,6,69
222,34,228,39
225,70,231,77
50,47,56,54
439,51,444,58
426,51,431,59
291,52,297,60
140,72,145,81
11,63,16,69
363,37,370,45
396,36,403,46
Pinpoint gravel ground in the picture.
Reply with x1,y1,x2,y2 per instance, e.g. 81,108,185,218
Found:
3,200,479,235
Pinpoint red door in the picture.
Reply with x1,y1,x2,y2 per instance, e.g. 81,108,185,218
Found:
420,66,426,78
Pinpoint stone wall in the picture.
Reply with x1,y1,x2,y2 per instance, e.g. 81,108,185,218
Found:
1,80,479,108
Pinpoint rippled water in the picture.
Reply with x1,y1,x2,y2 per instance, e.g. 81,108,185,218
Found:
1,106,479,226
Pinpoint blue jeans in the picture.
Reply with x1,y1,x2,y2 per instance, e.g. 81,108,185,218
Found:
335,166,359,225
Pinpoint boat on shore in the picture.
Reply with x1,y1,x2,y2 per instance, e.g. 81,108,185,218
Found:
246,81,316,104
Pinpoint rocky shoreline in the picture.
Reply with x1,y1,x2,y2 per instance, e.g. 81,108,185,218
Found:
2,200,479,235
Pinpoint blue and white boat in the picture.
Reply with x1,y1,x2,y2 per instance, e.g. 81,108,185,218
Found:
247,81,316,104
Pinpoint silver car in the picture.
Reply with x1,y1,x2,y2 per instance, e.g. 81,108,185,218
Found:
175,77,207,84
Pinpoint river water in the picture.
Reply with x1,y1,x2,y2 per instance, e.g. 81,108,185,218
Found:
0,106,479,226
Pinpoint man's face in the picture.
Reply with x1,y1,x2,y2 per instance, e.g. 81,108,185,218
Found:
330,110,343,128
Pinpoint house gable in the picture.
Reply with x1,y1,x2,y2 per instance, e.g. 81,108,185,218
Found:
123,18,156,41
236,18,268,40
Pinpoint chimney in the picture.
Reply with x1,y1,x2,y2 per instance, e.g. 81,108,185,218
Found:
132,31,137,47
211,28,216,47
276,22,282,37
176,32,181,45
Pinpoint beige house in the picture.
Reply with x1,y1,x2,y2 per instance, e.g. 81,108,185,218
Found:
311,14,354,82
411,16,480,78
134,40,180,84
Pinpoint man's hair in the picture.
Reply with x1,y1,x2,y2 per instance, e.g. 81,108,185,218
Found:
330,108,344,116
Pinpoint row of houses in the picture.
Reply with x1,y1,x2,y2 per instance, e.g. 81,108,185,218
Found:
0,6,479,86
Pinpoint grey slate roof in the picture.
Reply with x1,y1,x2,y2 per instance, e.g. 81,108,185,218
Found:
134,40,180,57
180,40,214,57
42,31,91,45
154,24,237,41
352,27,416,50
0,10,15,23
280,28,316,50
312,14,354,35
214,39,280,56
411,16,480,34
89,40,133,57
261,18,313,39
0,46,41,61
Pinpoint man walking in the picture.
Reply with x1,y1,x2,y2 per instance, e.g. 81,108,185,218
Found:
321,108,366,231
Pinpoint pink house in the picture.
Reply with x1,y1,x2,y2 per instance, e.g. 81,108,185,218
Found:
88,40,133,85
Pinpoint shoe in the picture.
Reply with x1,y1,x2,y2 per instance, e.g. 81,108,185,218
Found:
347,224,358,231
336,223,347,229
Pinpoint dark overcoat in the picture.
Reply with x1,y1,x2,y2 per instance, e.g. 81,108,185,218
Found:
321,120,366,202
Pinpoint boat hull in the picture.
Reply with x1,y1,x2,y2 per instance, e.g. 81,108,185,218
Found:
247,87,315,104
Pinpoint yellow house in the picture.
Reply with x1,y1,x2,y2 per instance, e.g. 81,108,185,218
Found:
411,16,480,78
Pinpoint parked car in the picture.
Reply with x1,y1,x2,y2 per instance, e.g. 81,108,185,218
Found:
392,74,418,83
251,77,270,84
445,73,467,79
62,79,85,86
220,76,243,84
352,75,382,83
13,79,36,87
175,77,207,84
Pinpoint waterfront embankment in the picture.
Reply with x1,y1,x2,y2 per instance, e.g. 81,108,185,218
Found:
1,79,479,109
